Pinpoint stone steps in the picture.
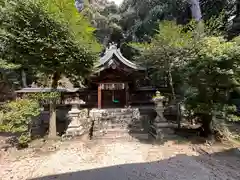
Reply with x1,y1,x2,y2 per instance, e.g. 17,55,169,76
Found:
94,122,129,127
95,131,150,141
94,135,135,141
100,115,133,121
90,108,148,140
101,114,133,118
94,122,144,131
99,119,132,124
93,125,148,139
94,130,130,139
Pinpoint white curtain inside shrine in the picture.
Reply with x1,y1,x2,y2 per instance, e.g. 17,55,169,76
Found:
100,83,125,90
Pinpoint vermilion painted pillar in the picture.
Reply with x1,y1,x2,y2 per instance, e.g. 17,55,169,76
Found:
98,84,102,109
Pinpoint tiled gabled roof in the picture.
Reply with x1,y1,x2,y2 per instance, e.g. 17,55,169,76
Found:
96,43,145,71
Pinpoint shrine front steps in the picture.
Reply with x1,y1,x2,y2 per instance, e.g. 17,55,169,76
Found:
93,125,149,141
90,107,152,140
94,129,149,141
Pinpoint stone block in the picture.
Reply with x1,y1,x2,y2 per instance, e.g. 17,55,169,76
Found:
89,108,143,139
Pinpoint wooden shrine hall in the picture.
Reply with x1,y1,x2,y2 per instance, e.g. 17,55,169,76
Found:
15,43,158,109
87,43,154,109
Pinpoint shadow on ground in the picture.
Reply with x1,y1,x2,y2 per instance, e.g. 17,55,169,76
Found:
127,114,207,146
28,148,240,180
128,130,207,146
126,106,207,145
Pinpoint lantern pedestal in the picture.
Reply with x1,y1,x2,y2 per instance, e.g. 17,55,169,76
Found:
65,99,86,137
150,96,176,141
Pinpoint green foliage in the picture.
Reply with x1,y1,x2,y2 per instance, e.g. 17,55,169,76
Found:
81,0,122,45
133,21,194,64
0,59,21,89
120,0,186,41
119,0,240,139
17,132,31,148
0,59,20,70
26,92,61,107
26,92,61,101
0,57,21,88
0,99,40,133
204,11,227,36
182,35,240,131
0,0,101,137
0,98,40,147
0,0,100,80
132,21,194,93
119,0,237,42
224,105,240,122
133,19,240,137
39,0,101,53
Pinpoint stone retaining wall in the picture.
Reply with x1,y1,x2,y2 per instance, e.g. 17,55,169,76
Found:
30,106,156,139
89,107,155,138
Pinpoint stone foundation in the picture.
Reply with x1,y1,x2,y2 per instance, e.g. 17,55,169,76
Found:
30,105,156,140
89,108,141,138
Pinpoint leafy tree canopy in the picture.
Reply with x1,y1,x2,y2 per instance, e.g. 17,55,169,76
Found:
0,0,101,80
119,0,237,42
131,21,195,97
0,0,101,138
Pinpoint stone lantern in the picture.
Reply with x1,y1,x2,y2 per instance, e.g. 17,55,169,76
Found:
149,91,175,140
66,97,86,137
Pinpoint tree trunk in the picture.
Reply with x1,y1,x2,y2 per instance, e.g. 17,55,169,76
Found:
177,102,181,129
168,64,176,100
189,0,204,36
189,0,202,21
21,70,27,88
75,0,84,12
201,114,213,138
48,72,60,139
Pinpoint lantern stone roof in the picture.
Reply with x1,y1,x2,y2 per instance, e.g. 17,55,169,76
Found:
96,43,145,71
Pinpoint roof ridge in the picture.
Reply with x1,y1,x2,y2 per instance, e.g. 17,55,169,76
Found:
98,44,145,70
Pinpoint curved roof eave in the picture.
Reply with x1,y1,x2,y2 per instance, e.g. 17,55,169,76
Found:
98,49,114,67
115,49,145,70
97,48,145,71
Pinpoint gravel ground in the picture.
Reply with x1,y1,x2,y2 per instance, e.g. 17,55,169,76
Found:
0,134,240,180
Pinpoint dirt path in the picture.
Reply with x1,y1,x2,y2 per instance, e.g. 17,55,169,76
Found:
0,135,240,180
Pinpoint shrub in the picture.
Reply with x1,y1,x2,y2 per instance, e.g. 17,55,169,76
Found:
0,98,40,148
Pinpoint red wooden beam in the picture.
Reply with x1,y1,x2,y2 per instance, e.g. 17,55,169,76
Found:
98,84,101,109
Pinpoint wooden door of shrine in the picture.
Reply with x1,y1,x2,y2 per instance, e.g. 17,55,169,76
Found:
98,83,129,109
102,90,126,108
